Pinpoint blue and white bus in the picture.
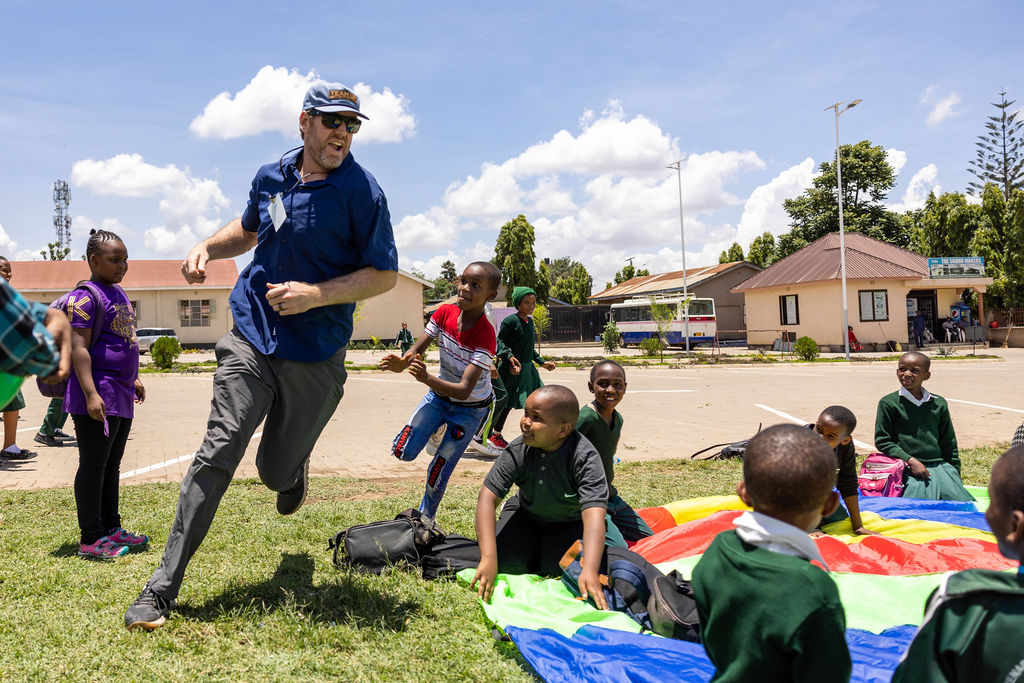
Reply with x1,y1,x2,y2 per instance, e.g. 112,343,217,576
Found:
610,296,717,347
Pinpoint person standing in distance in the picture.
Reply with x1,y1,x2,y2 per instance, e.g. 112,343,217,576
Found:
125,82,398,631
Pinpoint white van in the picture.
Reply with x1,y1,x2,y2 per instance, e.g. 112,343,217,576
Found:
136,328,178,353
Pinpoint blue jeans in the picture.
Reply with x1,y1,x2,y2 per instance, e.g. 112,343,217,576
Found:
392,390,490,518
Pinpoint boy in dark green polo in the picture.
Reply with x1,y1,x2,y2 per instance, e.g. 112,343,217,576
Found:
693,424,851,682
471,385,609,610
892,445,1024,682
576,360,652,544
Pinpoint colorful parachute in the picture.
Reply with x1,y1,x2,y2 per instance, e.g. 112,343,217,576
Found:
460,487,1011,682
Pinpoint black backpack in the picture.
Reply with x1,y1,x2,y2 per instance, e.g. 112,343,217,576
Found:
689,424,762,461
327,509,446,574
420,534,481,580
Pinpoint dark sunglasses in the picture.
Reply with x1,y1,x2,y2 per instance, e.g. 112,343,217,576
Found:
308,110,361,133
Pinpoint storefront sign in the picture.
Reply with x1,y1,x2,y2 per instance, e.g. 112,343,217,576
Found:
928,257,985,278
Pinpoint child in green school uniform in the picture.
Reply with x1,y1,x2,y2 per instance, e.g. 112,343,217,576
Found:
693,424,851,682
892,445,1024,682
575,360,653,545
874,351,974,501
488,286,555,448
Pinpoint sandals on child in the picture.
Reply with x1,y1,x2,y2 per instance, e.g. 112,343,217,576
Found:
0,448,37,460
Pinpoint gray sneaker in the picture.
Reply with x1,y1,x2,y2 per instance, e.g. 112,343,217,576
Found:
125,586,175,631
276,460,309,515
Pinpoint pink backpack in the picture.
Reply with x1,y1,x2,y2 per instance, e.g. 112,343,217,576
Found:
858,453,906,497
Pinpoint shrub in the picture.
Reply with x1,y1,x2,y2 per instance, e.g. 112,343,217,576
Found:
639,336,663,357
369,335,385,350
150,336,182,369
793,336,820,361
601,321,620,353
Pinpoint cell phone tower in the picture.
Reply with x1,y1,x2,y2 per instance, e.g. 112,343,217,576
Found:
53,179,72,257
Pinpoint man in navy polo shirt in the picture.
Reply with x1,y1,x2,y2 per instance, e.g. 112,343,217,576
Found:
126,82,398,631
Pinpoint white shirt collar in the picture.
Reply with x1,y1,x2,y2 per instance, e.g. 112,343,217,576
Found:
733,510,829,569
899,385,932,407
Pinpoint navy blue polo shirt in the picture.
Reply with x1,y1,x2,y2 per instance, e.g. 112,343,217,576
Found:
231,149,397,361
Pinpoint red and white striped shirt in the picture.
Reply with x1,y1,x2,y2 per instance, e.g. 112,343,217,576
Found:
425,304,496,403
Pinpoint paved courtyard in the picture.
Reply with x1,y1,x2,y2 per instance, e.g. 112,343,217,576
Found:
2,346,1021,491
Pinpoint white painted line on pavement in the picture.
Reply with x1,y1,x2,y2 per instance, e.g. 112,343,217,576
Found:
753,403,873,451
629,389,696,393
346,376,417,384
945,398,1024,414
120,430,264,480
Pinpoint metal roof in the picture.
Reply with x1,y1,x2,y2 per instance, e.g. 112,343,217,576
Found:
589,261,753,301
731,233,927,291
6,259,239,290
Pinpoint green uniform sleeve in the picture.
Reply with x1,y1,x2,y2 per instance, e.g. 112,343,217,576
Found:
874,395,912,462
532,349,545,365
936,401,960,472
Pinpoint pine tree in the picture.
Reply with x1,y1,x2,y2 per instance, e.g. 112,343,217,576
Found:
968,90,1024,200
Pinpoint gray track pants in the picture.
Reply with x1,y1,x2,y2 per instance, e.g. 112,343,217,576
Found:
147,329,347,600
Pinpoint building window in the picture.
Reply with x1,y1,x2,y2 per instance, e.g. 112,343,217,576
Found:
859,290,889,322
779,294,799,325
130,301,140,318
180,299,212,327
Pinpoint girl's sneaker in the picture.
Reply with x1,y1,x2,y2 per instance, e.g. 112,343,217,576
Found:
78,536,129,559
107,528,150,549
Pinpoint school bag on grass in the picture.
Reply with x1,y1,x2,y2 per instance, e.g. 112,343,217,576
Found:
35,282,110,399
327,508,446,574
689,424,762,461
420,534,481,580
858,453,906,497
559,541,700,642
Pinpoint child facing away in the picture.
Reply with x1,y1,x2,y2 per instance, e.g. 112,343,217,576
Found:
0,256,39,462
575,360,653,545
471,385,609,609
874,351,974,501
66,230,149,559
380,262,500,519
809,405,878,536
693,424,851,682
892,445,1024,682
487,286,555,449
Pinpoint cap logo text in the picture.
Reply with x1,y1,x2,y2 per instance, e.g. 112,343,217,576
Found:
328,89,358,104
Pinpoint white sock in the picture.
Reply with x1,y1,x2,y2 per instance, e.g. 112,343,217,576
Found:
4,444,21,454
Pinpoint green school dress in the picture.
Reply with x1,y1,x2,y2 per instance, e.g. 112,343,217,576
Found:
497,313,545,410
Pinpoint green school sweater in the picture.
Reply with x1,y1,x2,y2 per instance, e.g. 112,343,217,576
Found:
692,531,850,683
575,404,622,494
874,391,960,469
892,569,1024,683
496,314,545,409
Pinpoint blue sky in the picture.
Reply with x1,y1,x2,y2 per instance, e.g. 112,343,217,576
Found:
2,1,1021,289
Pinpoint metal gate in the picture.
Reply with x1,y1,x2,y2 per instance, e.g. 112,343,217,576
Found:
546,305,611,343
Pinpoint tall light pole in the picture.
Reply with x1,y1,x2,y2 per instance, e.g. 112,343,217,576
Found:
825,99,861,361
668,158,690,352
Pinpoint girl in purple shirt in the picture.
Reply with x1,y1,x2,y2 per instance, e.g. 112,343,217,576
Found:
67,230,148,559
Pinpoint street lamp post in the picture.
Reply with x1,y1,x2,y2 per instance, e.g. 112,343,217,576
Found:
825,99,861,361
668,159,690,352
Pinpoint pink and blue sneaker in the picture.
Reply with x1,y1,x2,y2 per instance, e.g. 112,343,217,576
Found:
78,536,129,559
107,528,150,550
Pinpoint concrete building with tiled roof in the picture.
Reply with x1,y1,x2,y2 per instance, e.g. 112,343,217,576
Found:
7,260,432,347
589,261,762,340
731,233,993,350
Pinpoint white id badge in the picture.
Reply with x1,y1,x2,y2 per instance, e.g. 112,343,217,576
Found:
268,193,287,230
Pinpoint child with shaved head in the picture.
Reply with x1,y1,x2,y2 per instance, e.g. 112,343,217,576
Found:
875,351,974,500
693,424,851,682
893,445,1024,681
472,385,609,610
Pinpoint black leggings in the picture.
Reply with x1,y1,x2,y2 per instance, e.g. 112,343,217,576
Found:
72,414,132,544
495,495,584,577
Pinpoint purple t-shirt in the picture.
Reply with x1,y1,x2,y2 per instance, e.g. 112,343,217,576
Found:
63,282,139,418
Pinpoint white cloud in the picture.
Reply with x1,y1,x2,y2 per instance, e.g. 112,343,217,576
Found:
735,158,815,246
886,148,908,176
889,164,941,212
72,154,231,256
72,216,132,241
921,87,962,128
189,66,416,143
0,223,18,258
442,161,521,217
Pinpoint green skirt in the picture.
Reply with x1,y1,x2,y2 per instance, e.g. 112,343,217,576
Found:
2,389,25,412
903,461,975,501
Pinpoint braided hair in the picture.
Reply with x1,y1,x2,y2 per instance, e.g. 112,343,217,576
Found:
86,229,123,260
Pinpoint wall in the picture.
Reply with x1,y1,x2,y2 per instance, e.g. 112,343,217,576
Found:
743,279,911,348
693,264,761,340
352,274,427,342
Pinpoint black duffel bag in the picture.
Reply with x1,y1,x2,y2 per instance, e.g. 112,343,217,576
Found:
328,508,445,574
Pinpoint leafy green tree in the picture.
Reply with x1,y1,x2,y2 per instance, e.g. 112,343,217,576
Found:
151,336,182,369
970,185,1024,310
718,242,745,263
649,298,674,361
544,257,576,285
968,90,1024,200
493,214,537,292
534,261,551,304
909,191,981,257
601,321,620,353
746,231,777,267
613,263,650,285
40,241,70,261
779,140,907,259
532,304,550,349
439,260,457,294
551,263,593,305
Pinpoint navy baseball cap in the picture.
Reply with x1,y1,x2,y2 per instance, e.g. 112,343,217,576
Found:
302,82,368,120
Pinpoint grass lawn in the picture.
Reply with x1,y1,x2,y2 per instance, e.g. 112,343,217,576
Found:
0,445,1005,681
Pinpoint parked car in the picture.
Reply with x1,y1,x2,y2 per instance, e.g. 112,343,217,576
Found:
136,328,178,353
